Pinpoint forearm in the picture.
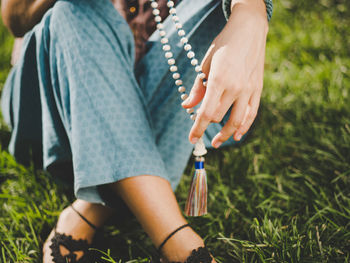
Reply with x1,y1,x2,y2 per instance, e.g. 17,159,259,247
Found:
1,0,55,37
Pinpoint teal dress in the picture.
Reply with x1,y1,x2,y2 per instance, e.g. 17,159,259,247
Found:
1,0,271,204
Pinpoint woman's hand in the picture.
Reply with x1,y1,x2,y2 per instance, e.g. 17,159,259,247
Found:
182,0,268,148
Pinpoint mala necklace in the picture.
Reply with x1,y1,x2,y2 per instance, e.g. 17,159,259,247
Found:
149,0,209,217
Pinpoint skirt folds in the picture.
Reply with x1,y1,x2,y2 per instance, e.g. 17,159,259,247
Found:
1,0,237,203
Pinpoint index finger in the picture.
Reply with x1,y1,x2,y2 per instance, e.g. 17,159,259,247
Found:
188,77,223,144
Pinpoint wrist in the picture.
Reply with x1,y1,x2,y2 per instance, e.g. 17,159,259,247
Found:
230,0,265,13
229,1,269,31
223,0,273,22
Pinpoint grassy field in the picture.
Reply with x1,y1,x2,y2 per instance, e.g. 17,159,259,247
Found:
1,0,350,262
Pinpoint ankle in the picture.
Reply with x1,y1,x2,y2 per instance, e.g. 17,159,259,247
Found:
160,227,205,262
55,206,96,242
72,199,113,228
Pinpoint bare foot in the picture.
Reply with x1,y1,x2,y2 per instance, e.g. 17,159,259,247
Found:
43,200,112,263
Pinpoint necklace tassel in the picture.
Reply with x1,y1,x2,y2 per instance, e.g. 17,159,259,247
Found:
185,138,208,217
148,0,210,216
185,156,207,216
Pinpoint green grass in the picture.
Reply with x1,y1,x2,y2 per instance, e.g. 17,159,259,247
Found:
1,0,350,262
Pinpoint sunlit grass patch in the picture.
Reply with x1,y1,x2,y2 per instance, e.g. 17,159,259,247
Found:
0,1,349,262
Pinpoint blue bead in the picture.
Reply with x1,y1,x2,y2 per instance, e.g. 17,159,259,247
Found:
195,161,204,169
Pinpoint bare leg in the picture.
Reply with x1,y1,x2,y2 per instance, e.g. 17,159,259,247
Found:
43,199,113,263
110,175,215,263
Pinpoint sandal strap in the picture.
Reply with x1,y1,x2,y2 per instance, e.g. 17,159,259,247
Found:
49,232,94,263
158,223,190,252
70,205,98,231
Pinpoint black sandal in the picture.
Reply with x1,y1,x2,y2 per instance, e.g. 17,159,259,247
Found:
158,224,213,263
48,205,100,263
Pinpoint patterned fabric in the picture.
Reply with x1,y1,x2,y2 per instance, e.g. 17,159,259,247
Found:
1,0,238,204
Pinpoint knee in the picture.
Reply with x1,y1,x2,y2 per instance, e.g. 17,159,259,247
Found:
48,0,133,53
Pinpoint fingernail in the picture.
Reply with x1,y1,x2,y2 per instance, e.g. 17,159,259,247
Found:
191,137,199,144
181,95,191,106
236,134,242,141
181,100,189,106
213,141,222,148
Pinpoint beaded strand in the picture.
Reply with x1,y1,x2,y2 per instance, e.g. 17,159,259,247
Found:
150,0,209,217
150,0,208,121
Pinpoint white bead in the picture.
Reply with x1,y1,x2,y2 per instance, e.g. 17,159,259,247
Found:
193,137,207,156
178,30,185,37
159,30,166,37
178,86,186,93
175,79,183,86
180,37,188,45
175,23,182,29
181,93,188,100
157,23,164,30
161,38,169,44
191,59,198,66
172,16,180,22
162,44,171,51
184,44,191,51
172,73,180,79
195,65,201,72
190,113,197,120
167,58,175,65
151,2,158,8
186,108,194,114
170,65,178,72
169,8,176,15
167,1,175,8
152,9,160,16
165,52,173,59
199,72,206,79
203,80,208,87
187,51,195,59
154,16,162,22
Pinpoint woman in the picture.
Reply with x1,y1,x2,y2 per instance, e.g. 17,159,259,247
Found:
1,0,272,262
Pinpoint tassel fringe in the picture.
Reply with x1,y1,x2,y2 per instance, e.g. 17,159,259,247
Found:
185,157,207,216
